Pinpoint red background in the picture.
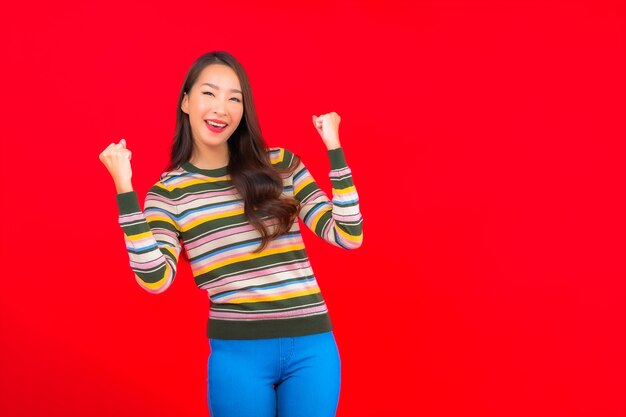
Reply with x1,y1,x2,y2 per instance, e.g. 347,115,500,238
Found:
1,1,625,416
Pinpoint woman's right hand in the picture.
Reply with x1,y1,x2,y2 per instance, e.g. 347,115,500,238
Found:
99,138,134,193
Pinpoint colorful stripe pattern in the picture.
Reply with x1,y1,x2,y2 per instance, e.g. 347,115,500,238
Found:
116,147,363,339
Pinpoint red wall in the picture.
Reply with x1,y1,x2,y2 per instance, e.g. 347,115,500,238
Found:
1,1,624,416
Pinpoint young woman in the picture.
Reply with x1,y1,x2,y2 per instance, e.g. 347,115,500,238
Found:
99,51,363,417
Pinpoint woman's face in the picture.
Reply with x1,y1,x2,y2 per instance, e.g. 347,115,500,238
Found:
182,64,244,152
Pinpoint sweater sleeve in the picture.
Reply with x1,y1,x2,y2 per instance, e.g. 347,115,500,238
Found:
290,147,363,249
116,184,183,294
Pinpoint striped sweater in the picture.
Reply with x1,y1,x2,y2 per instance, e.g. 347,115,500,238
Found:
116,147,363,339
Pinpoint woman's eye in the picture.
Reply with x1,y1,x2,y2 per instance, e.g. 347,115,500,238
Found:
202,92,240,102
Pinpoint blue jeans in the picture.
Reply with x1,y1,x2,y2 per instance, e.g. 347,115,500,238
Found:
207,331,341,417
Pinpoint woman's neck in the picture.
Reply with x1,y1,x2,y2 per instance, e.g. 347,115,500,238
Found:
189,143,229,169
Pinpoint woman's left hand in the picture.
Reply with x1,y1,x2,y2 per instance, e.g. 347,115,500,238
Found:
312,112,341,150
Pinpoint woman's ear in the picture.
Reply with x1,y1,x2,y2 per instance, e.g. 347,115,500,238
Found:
181,92,189,114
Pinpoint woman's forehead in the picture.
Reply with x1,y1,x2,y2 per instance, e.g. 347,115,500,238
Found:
198,64,241,90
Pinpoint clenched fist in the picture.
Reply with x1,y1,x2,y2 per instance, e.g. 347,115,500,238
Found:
99,138,134,193
312,112,341,150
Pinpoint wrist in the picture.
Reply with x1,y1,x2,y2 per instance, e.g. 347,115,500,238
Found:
325,138,341,150
115,180,134,194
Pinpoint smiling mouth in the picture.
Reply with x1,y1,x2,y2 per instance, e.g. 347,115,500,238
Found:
207,120,227,127
205,120,228,132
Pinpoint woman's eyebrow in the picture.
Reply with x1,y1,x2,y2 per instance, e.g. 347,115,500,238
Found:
201,83,242,94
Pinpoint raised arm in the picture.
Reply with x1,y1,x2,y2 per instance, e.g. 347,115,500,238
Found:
100,138,183,294
289,146,363,249
116,187,183,294
287,112,364,249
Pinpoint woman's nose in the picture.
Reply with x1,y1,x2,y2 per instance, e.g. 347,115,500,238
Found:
212,99,227,115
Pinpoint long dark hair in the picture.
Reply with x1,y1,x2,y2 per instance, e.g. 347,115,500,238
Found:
164,51,301,253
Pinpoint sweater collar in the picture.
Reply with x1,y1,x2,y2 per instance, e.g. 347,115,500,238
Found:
180,160,229,178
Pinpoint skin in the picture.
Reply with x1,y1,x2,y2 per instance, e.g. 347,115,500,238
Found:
181,64,244,169
99,64,342,194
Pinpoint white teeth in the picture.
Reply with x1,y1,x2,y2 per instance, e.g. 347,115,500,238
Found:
207,121,226,128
